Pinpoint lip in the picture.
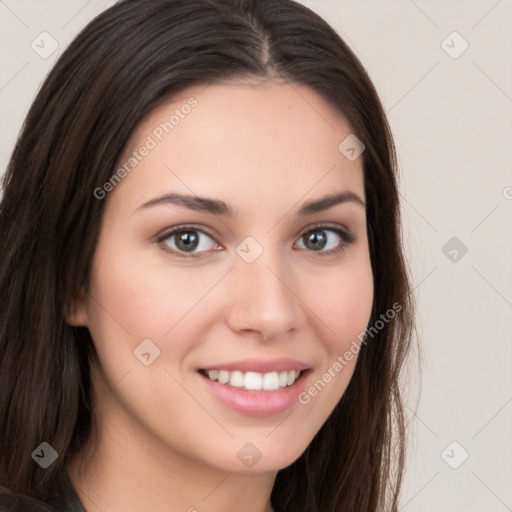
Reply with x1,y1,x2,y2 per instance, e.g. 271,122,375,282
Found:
198,368,311,417
198,358,311,374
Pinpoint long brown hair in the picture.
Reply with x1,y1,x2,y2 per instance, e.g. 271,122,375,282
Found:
0,1,415,510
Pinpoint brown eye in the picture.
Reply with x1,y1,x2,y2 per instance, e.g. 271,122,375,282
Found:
296,226,355,255
303,230,328,251
159,226,219,257
174,230,199,252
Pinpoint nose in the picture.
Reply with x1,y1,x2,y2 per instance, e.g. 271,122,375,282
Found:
224,249,303,341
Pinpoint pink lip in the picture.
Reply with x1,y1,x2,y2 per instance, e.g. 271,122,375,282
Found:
198,369,311,417
198,358,311,374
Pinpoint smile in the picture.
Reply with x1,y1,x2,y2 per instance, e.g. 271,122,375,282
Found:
196,358,312,415
199,369,303,391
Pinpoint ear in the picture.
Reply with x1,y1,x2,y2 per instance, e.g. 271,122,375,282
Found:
65,289,89,327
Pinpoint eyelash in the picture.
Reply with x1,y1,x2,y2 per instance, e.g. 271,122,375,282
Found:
156,223,356,260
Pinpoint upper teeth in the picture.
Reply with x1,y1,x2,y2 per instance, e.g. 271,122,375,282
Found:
205,369,301,391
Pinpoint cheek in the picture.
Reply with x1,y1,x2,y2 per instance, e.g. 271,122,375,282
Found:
307,257,374,355
87,233,212,342
294,257,373,421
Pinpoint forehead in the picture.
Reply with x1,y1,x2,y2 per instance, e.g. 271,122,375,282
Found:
112,80,365,212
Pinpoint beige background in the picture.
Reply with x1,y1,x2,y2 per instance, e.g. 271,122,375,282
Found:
1,1,511,510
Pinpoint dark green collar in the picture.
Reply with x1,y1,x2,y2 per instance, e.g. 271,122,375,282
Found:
68,485,86,512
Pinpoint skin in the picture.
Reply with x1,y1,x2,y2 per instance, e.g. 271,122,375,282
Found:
66,79,374,512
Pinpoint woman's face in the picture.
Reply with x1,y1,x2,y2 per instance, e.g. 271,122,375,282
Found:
70,80,373,473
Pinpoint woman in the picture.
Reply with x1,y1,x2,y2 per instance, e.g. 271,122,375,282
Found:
0,0,415,510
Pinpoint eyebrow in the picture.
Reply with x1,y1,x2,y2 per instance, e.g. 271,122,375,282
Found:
135,190,365,216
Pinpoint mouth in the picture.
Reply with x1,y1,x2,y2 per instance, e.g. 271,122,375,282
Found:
198,368,307,392
196,363,312,416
